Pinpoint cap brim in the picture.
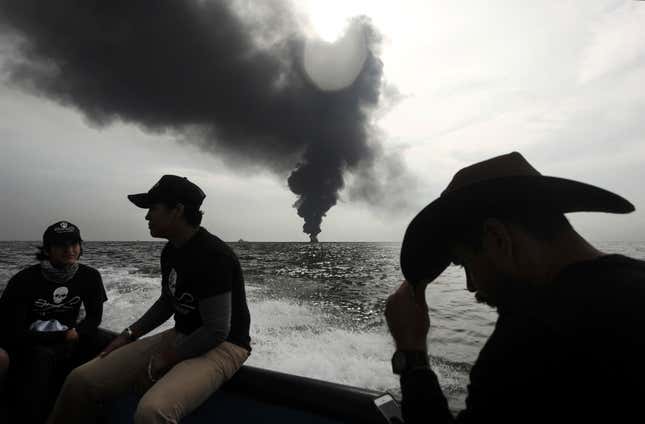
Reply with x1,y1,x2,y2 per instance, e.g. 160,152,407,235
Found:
128,193,153,209
400,176,635,286
48,236,83,246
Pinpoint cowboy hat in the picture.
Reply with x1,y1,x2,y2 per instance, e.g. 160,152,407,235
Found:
400,152,635,286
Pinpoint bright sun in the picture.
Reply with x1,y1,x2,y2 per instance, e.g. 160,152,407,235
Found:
300,0,362,42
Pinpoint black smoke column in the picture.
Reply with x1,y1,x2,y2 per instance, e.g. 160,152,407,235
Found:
0,0,386,239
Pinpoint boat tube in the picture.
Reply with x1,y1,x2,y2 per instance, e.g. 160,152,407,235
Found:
103,329,403,423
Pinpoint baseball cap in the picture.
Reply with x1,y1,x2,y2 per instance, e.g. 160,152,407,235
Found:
127,175,206,209
43,221,82,247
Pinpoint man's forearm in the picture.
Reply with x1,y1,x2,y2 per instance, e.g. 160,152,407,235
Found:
130,296,174,338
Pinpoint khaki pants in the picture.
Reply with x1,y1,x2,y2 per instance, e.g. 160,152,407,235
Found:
47,329,249,424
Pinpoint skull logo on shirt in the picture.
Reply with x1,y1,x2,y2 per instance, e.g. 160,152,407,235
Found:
168,268,177,295
53,286,69,304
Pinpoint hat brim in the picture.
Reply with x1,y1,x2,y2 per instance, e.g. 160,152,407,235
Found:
128,193,153,209
400,176,635,286
47,236,83,246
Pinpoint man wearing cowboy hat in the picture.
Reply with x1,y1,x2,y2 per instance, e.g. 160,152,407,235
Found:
385,152,645,423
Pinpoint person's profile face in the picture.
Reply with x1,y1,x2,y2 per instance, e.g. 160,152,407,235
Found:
145,202,179,238
450,243,510,308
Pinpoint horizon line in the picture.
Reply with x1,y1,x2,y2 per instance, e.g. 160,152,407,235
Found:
0,239,404,243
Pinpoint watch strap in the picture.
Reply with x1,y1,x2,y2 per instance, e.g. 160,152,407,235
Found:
392,350,429,375
122,326,135,341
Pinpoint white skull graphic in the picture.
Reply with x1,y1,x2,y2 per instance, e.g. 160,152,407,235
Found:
168,269,177,295
53,287,69,304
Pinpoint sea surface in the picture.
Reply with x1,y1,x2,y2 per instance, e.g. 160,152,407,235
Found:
1,240,644,411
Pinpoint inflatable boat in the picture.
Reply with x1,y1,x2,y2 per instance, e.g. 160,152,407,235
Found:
108,363,403,423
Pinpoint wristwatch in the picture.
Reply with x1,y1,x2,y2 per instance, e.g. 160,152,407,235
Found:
122,326,135,341
391,350,429,375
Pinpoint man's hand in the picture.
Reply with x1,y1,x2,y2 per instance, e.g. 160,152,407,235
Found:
100,334,131,357
64,328,79,343
385,280,430,351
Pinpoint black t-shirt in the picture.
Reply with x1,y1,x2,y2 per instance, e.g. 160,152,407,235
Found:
0,263,107,349
160,227,251,350
401,254,645,423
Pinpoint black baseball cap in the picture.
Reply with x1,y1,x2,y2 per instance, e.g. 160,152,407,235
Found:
127,175,206,209
43,221,82,247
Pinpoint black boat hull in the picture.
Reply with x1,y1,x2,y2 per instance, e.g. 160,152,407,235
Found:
109,364,401,423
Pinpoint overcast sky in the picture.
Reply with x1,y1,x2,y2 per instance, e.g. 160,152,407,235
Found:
1,0,644,242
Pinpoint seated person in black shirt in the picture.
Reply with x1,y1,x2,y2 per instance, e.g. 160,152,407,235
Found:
48,175,252,424
385,152,644,423
0,221,109,423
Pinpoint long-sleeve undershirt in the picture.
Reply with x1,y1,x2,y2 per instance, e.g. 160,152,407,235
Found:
131,291,232,360
175,292,231,359
131,294,175,337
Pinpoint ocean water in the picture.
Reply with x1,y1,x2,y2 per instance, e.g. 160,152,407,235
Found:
1,240,644,411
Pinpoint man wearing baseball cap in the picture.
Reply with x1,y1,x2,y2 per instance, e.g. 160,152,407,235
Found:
385,152,645,423
49,175,251,424
0,220,108,423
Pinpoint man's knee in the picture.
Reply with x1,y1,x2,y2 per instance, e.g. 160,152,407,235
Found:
134,396,178,424
62,363,96,396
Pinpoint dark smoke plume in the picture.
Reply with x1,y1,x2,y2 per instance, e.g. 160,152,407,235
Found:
0,0,386,239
